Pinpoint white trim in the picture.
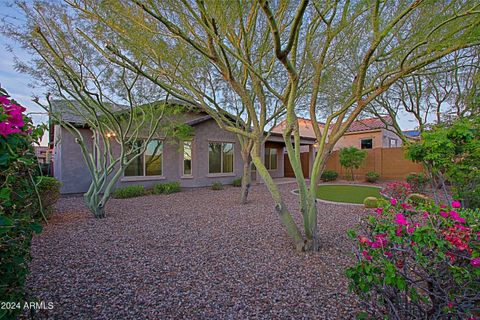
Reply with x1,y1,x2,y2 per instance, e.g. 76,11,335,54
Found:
207,173,236,178
182,140,193,177
121,175,165,182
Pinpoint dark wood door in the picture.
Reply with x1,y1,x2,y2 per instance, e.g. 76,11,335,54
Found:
284,152,309,178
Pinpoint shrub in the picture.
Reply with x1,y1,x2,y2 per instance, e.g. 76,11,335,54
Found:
113,185,146,198
321,170,339,182
212,182,224,190
36,176,61,218
406,193,433,206
1,88,45,319
347,199,479,319
232,177,242,187
406,173,430,193
380,181,412,202
365,171,380,183
363,197,379,208
153,181,181,194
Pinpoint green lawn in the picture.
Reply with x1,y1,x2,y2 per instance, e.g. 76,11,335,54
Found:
316,184,381,204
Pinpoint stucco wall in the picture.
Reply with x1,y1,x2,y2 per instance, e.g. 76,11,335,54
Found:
54,117,249,194
333,129,402,150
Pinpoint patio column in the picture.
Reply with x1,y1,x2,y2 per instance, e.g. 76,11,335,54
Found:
308,144,315,179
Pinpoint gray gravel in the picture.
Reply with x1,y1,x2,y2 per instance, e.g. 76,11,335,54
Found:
25,183,371,319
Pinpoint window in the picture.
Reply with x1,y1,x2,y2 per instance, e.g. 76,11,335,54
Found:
264,147,278,170
125,140,163,176
183,141,192,175
361,138,373,149
389,138,397,148
208,142,234,174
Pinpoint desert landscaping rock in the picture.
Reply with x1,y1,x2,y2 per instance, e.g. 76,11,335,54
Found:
24,183,371,319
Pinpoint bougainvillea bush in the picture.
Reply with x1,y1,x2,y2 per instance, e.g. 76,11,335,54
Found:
0,87,45,319
346,197,479,319
381,181,413,202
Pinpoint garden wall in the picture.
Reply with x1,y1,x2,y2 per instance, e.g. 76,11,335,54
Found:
324,147,424,180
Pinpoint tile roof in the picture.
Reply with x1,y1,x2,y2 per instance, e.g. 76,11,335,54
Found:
345,115,392,133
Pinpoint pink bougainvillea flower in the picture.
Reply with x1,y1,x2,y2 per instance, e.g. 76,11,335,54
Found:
423,211,430,219
440,211,449,218
370,234,388,248
451,200,461,208
361,250,372,261
449,211,466,224
391,198,397,205
0,95,11,105
384,251,393,258
471,257,480,268
440,204,447,209
4,103,26,113
394,214,408,226
454,224,470,231
477,232,480,240
401,203,412,210
358,236,371,245
406,226,415,234
375,208,383,215
445,252,456,263
0,122,22,137
448,302,454,309
395,227,403,237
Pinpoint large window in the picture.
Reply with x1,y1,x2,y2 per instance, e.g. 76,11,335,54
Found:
264,147,278,170
208,142,234,174
183,141,192,176
125,140,163,177
361,138,373,149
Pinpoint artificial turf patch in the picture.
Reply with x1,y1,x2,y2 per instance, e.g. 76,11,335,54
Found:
316,184,381,204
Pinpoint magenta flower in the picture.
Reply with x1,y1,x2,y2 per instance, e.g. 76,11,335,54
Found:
423,212,430,219
395,227,402,237
394,214,408,226
449,211,466,224
361,250,372,261
401,203,412,210
440,204,447,209
0,95,11,105
384,251,393,258
0,122,22,137
445,252,456,263
375,208,383,215
440,211,449,218
471,257,480,268
391,198,397,205
451,200,461,208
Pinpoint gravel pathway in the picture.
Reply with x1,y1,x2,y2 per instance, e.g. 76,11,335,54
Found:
25,183,371,319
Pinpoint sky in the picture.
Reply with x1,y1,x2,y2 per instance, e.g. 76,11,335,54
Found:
0,1,419,148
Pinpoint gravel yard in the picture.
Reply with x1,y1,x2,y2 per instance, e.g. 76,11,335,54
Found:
25,183,371,319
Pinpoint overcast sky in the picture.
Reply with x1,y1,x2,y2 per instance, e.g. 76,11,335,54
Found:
1,0,419,147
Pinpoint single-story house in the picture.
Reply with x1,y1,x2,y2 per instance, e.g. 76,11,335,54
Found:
50,100,316,194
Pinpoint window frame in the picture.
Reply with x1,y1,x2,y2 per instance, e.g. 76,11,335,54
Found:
207,141,235,176
123,139,164,180
264,147,278,171
389,138,397,148
360,138,373,149
182,140,193,177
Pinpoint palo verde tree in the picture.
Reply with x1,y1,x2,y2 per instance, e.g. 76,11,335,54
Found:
30,0,480,250
3,2,192,218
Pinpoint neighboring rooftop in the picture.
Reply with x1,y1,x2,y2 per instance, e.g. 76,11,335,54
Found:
402,130,421,138
345,115,392,133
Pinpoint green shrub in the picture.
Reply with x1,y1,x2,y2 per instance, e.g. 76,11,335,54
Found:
113,185,146,198
36,176,61,218
365,171,380,183
363,197,378,208
153,181,181,194
406,172,430,193
321,170,339,182
232,177,242,187
212,182,224,190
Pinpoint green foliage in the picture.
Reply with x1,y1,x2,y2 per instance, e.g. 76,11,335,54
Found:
232,177,242,187
36,176,61,218
339,147,367,180
363,197,378,208
211,182,224,190
321,170,339,182
153,181,181,194
0,88,45,319
112,185,146,198
347,199,480,319
407,118,480,208
365,171,380,183
406,173,430,193
406,193,433,206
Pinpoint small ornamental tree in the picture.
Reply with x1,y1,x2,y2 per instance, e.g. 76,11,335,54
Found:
347,199,480,319
339,147,367,181
0,88,45,319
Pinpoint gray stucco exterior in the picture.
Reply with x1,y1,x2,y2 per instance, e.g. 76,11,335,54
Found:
53,114,292,194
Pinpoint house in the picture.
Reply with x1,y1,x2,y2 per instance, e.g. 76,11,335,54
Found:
51,100,316,194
